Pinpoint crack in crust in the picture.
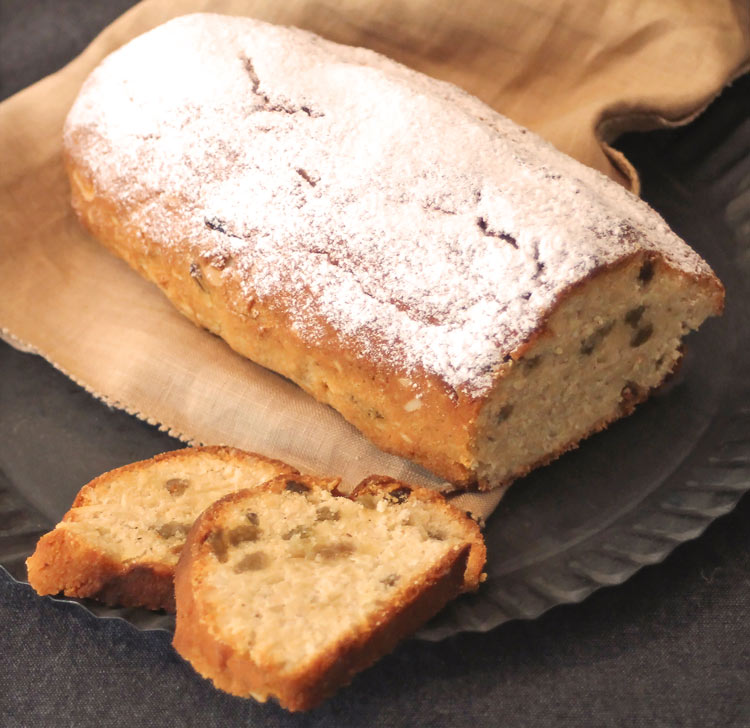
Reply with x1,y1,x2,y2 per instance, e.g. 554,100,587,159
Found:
476,217,518,248
241,55,323,117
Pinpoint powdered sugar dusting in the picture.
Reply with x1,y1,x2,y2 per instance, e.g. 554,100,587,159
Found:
64,13,714,397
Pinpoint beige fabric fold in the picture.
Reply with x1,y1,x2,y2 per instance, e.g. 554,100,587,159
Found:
0,0,747,519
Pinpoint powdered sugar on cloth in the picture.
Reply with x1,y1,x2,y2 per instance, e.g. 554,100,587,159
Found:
64,13,713,398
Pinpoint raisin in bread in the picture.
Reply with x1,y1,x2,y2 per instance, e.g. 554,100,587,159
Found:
64,14,724,490
26,446,297,611
172,474,482,710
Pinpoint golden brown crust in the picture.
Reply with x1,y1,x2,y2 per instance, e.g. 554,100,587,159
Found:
351,475,486,591
173,478,472,710
26,528,177,611
26,446,299,611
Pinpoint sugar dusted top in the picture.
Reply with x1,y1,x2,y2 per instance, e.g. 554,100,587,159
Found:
64,13,714,397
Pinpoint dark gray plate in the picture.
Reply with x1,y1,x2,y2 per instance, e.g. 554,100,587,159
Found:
1,75,748,642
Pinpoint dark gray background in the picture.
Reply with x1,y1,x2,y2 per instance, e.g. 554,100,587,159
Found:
1,2,749,726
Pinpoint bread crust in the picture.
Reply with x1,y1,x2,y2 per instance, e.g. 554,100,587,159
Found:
26,446,298,611
26,527,177,611
172,475,471,710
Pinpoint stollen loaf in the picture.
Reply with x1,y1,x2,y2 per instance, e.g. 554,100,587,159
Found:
63,13,724,490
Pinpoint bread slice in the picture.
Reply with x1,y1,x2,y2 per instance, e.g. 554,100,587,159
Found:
172,473,482,710
25,446,297,611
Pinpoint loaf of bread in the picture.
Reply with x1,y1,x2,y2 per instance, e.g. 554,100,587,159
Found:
63,13,724,490
25,446,297,610
172,473,482,710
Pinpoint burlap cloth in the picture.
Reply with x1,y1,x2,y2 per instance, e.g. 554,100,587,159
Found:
0,0,747,519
